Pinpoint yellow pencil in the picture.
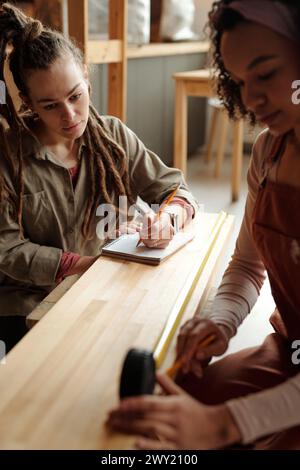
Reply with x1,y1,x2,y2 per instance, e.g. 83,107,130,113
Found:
136,183,181,248
166,333,216,378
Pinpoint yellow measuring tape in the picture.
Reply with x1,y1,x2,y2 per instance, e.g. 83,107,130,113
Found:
153,211,228,368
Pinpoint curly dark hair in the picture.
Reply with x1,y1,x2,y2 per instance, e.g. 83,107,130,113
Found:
208,0,300,124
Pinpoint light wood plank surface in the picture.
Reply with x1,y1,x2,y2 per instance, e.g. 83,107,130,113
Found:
0,213,234,449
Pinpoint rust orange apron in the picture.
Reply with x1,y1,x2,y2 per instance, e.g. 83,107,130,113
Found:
177,135,300,448
252,133,300,341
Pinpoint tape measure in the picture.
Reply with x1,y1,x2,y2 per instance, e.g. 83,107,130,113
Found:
119,348,156,398
119,212,228,398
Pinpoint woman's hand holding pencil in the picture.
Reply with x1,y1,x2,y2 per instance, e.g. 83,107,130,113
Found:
167,318,230,378
136,184,181,249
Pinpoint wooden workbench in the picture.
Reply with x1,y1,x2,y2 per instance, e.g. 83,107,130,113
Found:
0,212,234,449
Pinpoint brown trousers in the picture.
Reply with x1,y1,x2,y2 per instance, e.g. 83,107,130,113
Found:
177,333,300,449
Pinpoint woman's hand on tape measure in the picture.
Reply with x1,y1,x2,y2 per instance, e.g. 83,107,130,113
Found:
176,318,230,377
106,372,240,450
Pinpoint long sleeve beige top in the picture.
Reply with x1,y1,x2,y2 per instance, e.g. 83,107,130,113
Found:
208,129,300,444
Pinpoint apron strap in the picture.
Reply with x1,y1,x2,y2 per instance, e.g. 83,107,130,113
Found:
260,133,288,187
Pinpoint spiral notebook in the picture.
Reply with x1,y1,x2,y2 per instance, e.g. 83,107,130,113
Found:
102,231,194,265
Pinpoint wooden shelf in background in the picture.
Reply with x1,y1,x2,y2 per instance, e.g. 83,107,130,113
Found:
87,40,209,63
127,41,210,59
87,40,210,62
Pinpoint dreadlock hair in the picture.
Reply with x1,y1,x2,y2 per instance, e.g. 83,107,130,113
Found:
0,1,134,240
208,0,300,124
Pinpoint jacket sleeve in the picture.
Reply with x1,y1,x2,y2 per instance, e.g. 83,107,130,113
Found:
106,117,199,215
0,199,62,286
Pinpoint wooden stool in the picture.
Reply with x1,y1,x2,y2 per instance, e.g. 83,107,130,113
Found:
206,97,231,178
173,69,244,202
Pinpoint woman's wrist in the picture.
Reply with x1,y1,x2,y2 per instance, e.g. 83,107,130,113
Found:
218,324,234,342
210,404,242,448
66,255,98,276
167,202,192,229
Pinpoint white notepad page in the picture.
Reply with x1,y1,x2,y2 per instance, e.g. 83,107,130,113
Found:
102,231,195,265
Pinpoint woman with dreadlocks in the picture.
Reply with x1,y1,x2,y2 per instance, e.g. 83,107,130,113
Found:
108,0,300,450
0,2,197,352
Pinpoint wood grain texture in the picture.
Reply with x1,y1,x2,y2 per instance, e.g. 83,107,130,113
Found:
0,213,234,449
68,0,88,57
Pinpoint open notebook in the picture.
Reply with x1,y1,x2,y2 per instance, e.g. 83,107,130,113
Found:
101,231,195,265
